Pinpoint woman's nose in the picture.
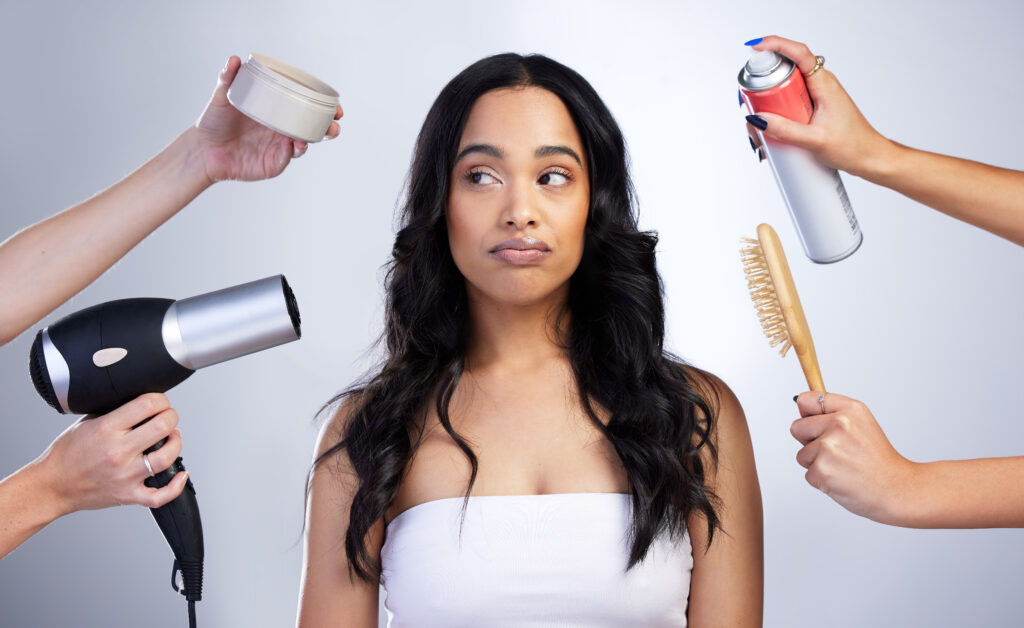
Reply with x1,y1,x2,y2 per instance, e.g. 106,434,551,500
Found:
502,181,539,229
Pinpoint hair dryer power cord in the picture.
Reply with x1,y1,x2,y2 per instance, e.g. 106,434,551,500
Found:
172,559,202,628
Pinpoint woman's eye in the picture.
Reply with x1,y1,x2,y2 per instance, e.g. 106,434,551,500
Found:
468,171,496,185
539,171,570,186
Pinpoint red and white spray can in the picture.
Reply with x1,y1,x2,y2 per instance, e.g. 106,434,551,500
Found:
739,49,862,263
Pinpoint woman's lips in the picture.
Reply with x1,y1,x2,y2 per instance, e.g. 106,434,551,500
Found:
489,238,551,265
491,249,551,264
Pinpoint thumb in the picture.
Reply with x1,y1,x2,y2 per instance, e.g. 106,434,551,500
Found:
211,56,242,105
143,471,189,509
749,112,819,150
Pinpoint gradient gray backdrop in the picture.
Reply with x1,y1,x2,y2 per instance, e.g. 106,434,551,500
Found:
2,1,1022,626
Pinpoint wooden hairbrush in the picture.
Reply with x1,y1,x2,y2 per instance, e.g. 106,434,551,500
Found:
740,223,825,391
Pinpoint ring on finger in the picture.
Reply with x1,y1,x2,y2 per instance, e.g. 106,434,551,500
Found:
143,453,156,478
817,393,827,414
803,55,825,77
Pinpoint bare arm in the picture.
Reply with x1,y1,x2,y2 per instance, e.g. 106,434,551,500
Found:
864,143,1024,246
792,391,1024,528
0,56,341,557
0,129,209,345
746,35,1024,247
904,458,1024,528
687,376,764,627
0,56,342,346
297,402,380,628
0,394,187,558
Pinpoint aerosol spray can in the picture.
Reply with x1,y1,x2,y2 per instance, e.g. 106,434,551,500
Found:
739,49,862,263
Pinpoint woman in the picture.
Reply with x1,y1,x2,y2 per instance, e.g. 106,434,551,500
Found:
746,35,1024,528
299,54,762,626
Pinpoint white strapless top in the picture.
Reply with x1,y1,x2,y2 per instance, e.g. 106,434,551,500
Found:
380,492,692,627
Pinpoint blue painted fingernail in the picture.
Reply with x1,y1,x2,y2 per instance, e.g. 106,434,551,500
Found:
748,136,757,152
738,89,743,106
746,114,768,130
758,148,765,162
793,395,799,403
744,37,764,46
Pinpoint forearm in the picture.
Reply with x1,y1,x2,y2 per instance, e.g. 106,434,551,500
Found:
0,127,213,345
894,456,1024,528
861,141,1024,246
0,460,67,559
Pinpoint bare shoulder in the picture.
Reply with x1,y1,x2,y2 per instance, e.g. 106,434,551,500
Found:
676,364,747,436
298,391,380,628
307,394,365,504
674,364,756,504
314,392,363,466
680,366,764,625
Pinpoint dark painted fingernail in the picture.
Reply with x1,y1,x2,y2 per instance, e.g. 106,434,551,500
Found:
738,89,743,106
744,37,764,46
748,136,756,152
758,148,765,162
746,114,768,130
793,395,799,403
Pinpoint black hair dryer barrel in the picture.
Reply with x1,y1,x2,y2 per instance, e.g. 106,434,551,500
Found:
27,274,301,603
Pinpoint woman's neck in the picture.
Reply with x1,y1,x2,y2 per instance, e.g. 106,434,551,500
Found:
464,286,570,374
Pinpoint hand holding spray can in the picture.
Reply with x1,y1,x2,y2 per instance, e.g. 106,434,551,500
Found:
739,47,862,263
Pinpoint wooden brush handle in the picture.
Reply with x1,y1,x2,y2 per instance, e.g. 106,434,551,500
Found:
756,224,826,392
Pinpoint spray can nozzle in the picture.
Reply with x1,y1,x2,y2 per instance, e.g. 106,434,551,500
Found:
746,49,781,76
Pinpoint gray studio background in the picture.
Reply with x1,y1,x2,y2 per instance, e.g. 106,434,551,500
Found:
2,1,1022,626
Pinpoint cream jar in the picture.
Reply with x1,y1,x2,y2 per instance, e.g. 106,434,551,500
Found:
227,54,339,143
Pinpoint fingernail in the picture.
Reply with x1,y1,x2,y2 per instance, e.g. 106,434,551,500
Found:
793,395,799,403
746,114,768,130
737,89,743,107
748,136,756,152
744,37,764,46
758,148,765,162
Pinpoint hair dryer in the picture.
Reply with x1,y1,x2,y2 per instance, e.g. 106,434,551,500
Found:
27,274,301,617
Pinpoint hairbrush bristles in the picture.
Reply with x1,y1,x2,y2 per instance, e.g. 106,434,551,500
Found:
740,237,792,356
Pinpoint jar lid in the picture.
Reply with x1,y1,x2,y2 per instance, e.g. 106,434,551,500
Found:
243,54,339,107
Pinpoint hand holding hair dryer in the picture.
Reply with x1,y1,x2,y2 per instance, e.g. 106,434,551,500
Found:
28,275,301,616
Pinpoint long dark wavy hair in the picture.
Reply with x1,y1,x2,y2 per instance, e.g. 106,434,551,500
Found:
314,52,720,582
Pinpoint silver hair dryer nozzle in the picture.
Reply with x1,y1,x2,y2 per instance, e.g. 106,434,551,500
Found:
162,275,301,370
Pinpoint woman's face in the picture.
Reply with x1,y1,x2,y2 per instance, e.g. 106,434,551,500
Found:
446,86,590,309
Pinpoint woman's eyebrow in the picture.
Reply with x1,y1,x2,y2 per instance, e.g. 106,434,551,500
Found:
454,143,583,167
455,143,503,164
535,145,582,166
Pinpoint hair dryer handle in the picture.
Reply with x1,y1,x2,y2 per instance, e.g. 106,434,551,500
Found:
144,454,204,602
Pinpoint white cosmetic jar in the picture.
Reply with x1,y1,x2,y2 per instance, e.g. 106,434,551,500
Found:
227,54,339,143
